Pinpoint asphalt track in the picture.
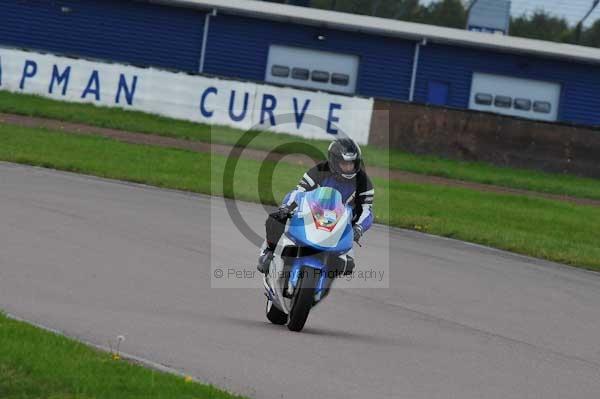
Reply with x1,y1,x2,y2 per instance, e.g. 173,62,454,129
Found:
1,162,600,399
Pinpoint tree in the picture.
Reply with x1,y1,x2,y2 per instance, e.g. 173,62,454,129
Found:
306,0,599,48
420,0,467,29
395,0,425,22
582,19,600,47
510,10,573,43
310,0,421,19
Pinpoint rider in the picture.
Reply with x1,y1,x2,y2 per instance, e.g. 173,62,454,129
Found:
257,137,375,274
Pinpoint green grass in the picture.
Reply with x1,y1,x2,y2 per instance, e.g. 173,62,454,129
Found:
0,312,245,399
2,91,600,200
1,123,599,270
383,181,600,268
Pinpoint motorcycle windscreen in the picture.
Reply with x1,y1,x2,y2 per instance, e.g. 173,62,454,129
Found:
305,187,344,232
287,187,352,251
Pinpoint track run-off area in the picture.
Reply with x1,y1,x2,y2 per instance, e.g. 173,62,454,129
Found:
1,162,600,399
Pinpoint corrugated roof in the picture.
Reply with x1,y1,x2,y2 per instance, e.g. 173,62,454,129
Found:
151,0,600,65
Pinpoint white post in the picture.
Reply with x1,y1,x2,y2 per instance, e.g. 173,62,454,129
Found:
199,8,217,73
409,39,426,102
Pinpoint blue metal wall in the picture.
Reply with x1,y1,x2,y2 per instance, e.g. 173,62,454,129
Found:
203,14,415,100
2,1,600,126
415,43,600,126
0,0,206,72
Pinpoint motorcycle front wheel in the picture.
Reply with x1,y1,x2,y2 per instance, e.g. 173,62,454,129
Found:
287,267,318,332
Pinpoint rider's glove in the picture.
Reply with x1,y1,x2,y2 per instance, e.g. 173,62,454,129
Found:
353,224,363,243
275,204,295,220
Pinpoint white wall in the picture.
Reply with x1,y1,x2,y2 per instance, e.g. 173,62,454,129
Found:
0,47,374,144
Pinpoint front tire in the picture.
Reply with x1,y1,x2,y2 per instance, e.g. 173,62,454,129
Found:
287,268,318,332
266,299,288,325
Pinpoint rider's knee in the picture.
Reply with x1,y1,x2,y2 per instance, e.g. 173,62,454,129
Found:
343,255,356,276
333,254,355,276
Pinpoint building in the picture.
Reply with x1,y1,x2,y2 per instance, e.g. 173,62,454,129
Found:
467,0,511,35
2,0,600,127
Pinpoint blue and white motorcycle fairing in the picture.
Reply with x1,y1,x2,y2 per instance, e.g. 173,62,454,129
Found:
263,187,355,329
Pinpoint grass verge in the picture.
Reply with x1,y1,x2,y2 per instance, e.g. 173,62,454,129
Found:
2,91,600,200
0,312,244,398
1,123,599,270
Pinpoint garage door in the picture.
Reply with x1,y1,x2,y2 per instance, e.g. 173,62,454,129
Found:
469,72,561,122
265,45,359,95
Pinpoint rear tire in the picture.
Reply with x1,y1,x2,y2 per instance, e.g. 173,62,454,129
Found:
266,299,288,325
287,268,318,332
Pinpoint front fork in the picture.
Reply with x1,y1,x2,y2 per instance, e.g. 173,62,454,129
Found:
287,263,330,304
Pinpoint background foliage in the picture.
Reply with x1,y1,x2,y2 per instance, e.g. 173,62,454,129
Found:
265,0,600,47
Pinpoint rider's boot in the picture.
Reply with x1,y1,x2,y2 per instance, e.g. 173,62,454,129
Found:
344,254,356,275
336,253,356,276
257,241,274,274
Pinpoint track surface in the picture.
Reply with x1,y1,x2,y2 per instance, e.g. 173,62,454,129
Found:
1,162,600,399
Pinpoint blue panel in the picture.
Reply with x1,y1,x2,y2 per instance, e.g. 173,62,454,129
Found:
0,0,205,72
2,0,599,127
415,43,600,126
204,14,415,100
427,81,449,105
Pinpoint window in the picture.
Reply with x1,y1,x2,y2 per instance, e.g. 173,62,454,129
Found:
475,93,493,106
514,98,532,111
331,73,350,86
311,70,330,83
533,101,552,114
494,95,512,108
271,65,290,78
291,67,309,81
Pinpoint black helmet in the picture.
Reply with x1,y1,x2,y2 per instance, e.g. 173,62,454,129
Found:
328,138,362,179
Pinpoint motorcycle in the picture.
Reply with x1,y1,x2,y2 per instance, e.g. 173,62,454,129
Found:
262,187,356,332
